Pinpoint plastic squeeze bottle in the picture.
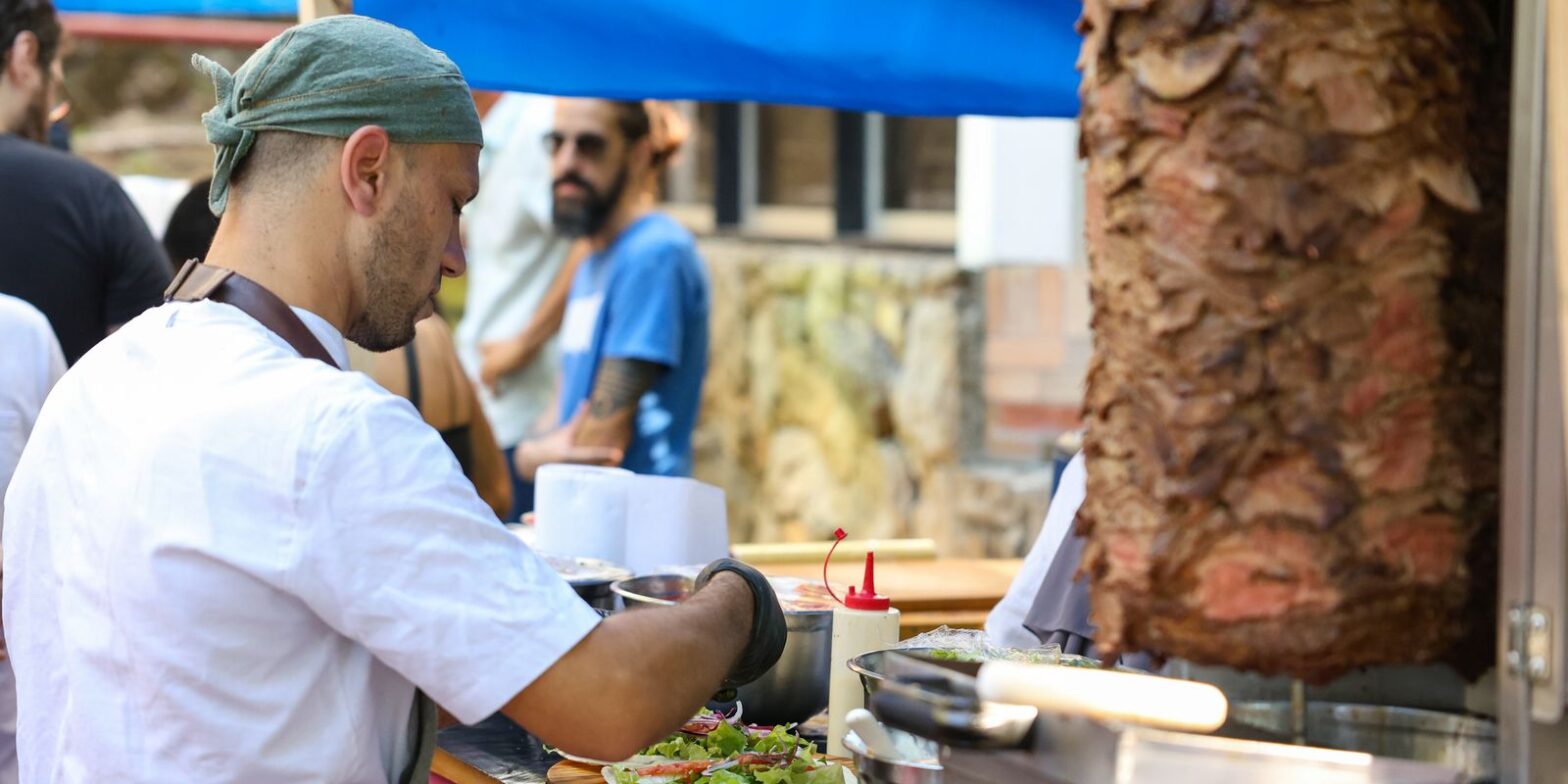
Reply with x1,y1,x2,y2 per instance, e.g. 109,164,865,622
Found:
826,540,899,758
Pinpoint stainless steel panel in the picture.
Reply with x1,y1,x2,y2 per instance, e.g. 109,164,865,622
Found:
1501,0,1568,778
1227,703,1496,783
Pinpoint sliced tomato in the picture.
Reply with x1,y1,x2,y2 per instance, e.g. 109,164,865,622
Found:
634,760,715,777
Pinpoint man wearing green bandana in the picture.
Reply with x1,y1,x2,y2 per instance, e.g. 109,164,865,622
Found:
2,16,786,782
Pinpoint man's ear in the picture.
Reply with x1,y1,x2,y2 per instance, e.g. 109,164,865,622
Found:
339,125,394,217
4,32,40,88
627,135,657,182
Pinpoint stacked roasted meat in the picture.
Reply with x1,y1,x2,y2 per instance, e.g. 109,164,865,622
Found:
1076,0,1505,681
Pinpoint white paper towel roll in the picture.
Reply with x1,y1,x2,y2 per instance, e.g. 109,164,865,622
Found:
533,464,634,564
622,475,730,574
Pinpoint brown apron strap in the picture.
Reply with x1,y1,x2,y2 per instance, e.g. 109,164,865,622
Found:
399,690,440,784
164,259,339,367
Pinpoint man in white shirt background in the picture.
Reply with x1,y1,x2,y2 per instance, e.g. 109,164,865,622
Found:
456,92,581,522
2,17,784,782
0,293,66,784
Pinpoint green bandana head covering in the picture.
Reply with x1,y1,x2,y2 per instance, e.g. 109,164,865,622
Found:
193,15,483,216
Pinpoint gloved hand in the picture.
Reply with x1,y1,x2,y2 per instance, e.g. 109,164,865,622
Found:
695,558,787,690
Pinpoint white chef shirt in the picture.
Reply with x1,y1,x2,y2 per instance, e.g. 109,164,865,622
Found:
985,453,1086,649
455,93,573,448
0,294,66,784
2,299,600,783
0,294,65,529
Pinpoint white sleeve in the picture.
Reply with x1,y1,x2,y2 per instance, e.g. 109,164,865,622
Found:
0,304,65,530
288,392,601,724
985,454,1087,649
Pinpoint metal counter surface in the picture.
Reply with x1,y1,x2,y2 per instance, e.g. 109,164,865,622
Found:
438,714,560,783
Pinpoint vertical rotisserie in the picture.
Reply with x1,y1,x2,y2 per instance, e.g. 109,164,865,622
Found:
1076,0,1505,681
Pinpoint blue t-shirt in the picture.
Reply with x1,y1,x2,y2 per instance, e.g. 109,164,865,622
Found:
557,213,710,476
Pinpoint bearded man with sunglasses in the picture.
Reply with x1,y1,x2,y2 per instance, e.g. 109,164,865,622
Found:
514,99,710,481
0,0,170,364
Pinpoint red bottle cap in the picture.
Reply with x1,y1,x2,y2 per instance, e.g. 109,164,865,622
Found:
843,551,892,611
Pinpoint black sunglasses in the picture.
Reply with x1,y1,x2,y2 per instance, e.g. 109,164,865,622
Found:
543,131,609,160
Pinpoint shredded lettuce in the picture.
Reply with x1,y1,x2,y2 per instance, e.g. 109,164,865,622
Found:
619,716,845,784
750,726,807,756
705,721,749,757
644,735,714,761
803,765,847,784
749,765,845,784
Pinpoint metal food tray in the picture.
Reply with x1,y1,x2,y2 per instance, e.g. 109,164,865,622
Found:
864,652,1466,784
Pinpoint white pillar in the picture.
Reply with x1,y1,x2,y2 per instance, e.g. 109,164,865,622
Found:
957,116,1082,269
298,0,350,23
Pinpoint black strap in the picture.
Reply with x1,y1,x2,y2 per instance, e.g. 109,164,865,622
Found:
403,335,423,414
440,426,474,478
164,259,338,367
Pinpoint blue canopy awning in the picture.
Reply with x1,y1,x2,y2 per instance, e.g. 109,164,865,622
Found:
359,0,1082,118
56,0,292,14
55,0,1082,117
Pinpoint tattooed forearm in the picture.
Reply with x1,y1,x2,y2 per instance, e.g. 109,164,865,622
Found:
576,358,667,450
588,359,667,418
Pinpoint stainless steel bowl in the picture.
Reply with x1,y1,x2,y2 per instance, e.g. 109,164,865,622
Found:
544,554,633,613
1228,702,1497,783
613,573,834,726
611,573,693,607
844,729,943,784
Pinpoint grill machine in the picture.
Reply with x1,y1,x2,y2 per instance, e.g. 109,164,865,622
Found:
863,1,1568,781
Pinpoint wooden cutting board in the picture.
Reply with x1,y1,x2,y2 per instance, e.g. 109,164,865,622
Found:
546,756,857,782
757,558,1022,612
545,760,605,783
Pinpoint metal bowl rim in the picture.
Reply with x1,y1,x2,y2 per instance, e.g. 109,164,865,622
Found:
843,730,944,771
543,554,634,586
610,574,691,606
611,574,837,616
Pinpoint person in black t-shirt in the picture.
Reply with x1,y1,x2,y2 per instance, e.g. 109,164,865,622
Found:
0,0,171,364
161,178,218,275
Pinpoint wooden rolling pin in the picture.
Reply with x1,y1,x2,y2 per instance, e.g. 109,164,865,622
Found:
976,661,1229,733
734,538,937,564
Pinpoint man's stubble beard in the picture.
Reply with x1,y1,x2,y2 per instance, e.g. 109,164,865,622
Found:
346,198,433,352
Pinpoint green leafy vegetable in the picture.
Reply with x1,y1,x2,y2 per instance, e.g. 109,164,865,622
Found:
802,765,846,784
615,716,845,784
645,735,713,760
751,725,805,755
705,720,749,757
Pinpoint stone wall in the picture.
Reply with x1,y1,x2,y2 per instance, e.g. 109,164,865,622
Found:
693,239,1054,557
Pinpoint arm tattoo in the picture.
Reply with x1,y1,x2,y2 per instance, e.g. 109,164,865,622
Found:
588,358,667,419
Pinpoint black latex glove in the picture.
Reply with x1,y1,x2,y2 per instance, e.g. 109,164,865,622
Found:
694,558,788,690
